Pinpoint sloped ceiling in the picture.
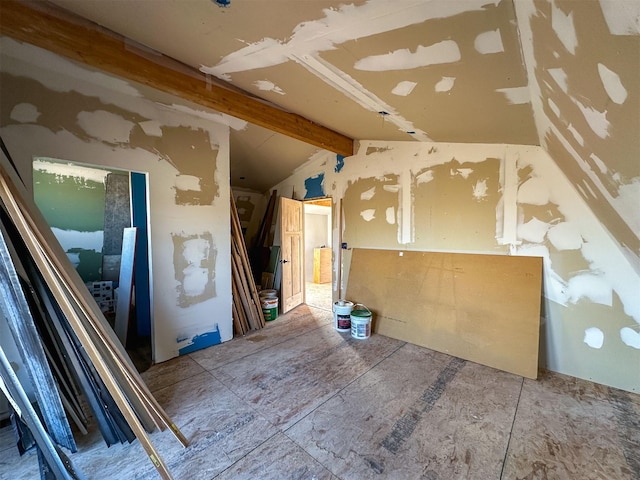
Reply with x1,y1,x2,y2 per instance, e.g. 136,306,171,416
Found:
1,0,638,263
43,0,538,190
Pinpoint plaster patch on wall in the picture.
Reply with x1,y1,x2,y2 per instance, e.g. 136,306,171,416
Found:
139,120,164,137
354,40,461,71
518,217,550,244
583,327,604,349
547,68,569,93
175,175,202,192
385,207,396,225
383,184,400,193
435,77,456,93
551,1,577,54
620,327,640,349
567,124,584,146
131,126,219,205
173,232,217,307
415,169,434,185
496,86,530,105
568,273,612,306
254,80,285,95
391,81,417,96
360,209,376,222
547,98,561,117
10,103,40,123
77,110,135,144
472,179,488,201
575,100,610,139
452,168,474,179
360,187,376,201
547,222,583,251
597,63,627,105
474,29,504,54
589,154,608,175
599,0,640,35
518,177,550,205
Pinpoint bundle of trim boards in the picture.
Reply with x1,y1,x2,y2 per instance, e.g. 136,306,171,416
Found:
0,146,185,479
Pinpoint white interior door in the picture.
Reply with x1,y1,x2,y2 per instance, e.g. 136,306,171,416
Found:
280,197,304,313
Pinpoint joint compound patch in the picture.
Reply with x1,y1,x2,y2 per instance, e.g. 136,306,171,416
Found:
172,232,217,307
584,327,604,349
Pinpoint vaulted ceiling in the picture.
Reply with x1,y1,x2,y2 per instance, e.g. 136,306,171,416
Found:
19,0,540,192
1,0,638,265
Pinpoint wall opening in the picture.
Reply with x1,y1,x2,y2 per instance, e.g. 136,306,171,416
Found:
33,158,153,371
303,198,332,311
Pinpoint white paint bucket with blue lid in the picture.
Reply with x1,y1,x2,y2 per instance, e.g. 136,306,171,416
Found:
333,300,353,332
351,304,372,339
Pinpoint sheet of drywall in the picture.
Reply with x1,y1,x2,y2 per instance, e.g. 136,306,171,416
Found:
346,248,542,379
0,38,233,363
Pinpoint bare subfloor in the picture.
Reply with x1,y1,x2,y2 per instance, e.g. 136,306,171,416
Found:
2,304,638,480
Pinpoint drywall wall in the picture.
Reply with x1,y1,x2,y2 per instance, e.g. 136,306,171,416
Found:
271,140,640,393
0,38,233,363
514,0,640,272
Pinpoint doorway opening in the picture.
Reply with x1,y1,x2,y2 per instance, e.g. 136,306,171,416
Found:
303,198,332,311
32,158,153,371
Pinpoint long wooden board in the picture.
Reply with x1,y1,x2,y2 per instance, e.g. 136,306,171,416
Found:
345,248,543,379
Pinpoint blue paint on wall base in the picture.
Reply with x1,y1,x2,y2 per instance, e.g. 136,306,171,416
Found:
304,173,325,199
335,155,345,173
178,327,222,355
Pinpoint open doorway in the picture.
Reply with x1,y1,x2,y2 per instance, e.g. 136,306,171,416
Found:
32,158,152,371
303,198,332,311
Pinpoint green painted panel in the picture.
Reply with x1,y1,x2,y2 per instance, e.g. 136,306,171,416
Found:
33,169,105,231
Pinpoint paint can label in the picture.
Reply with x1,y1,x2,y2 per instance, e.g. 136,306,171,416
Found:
337,314,351,330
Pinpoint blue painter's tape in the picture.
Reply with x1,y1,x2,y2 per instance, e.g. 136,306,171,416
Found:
335,154,345,173
304,173,325,199
178,327,221,355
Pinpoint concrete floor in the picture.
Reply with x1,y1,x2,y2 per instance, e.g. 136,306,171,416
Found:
1,302,638,480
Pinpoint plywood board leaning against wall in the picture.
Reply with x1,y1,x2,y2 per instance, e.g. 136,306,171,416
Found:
346,248,543,379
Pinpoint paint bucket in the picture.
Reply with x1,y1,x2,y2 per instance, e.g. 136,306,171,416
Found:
333,300,354,332
351,304,372,339
261,297,278,321
259,289,277,299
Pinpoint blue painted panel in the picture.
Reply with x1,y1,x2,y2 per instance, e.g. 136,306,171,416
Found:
335,155,345,173
304,173,325,199
130,172,152,337
178,328,222,355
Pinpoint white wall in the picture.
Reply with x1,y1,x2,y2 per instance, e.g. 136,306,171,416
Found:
271,141,640,393
1,39,234,363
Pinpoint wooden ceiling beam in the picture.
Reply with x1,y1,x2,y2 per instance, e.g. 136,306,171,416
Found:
0,0,354,157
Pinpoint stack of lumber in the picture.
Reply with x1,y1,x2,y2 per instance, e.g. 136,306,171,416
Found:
0,147,186,480
230,194,265,335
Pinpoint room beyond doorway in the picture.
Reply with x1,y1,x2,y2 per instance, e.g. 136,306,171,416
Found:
303,198,332,311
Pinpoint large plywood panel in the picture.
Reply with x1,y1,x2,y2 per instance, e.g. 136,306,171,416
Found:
346,248,542,379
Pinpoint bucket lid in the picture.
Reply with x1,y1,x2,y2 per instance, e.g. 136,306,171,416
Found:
351,308,371,317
